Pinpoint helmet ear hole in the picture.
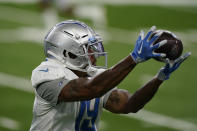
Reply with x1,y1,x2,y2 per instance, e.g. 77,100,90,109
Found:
68,52,77,59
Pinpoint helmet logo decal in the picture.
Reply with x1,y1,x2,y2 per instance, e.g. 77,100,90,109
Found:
39,68,49,72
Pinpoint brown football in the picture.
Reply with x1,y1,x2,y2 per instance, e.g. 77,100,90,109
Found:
152,31,183,62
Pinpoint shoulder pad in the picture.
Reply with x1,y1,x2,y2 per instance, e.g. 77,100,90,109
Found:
31,61,65,87
31,60,79,87
31,63,65,87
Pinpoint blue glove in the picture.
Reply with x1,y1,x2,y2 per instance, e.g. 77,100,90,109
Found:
157,52,191,81
131,26,167,63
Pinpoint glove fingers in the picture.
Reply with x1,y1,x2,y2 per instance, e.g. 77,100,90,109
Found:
152,40,167,50
167,52,191,73
149,30,164,44
136,35,141,42
175,52,191,64
140,30,145,40
157,52,191,81
136,30,143,42
136,30,144,50
165,58,170,68
144,26,156,41
152,52,166,58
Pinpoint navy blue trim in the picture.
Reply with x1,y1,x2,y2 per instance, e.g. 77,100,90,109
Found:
87,98,100,127
75,101,86,131
75,98,100,131
56,21,87,28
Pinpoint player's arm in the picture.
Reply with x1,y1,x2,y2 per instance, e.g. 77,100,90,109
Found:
104,77,162,113
58,26,166,102
59,55,136,102
104,52,191,113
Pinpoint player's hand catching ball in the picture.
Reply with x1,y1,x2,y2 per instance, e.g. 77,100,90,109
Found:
131,26,167,63
157,52,191,81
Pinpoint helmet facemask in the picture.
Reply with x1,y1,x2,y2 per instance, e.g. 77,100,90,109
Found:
72,36,108,71
86,39,107,69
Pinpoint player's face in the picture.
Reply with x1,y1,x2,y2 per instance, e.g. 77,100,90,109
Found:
88,48,97,66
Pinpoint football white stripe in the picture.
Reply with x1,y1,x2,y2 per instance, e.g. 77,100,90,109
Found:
0,5,41,25
0,117,20,130
0,72,33,93
122,110,197,131
0,4,196,50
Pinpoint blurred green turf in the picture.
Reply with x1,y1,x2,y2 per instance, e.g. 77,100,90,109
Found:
0,86,34,131
101,111,177,131
106,5,197,31
0,3,197,131
0,19,26,29
0,3,44,28
0,43,44,78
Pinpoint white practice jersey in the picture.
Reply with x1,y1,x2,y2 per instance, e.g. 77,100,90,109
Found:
30,58,114,131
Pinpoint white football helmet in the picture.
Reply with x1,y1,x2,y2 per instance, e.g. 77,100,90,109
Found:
44,20,107,73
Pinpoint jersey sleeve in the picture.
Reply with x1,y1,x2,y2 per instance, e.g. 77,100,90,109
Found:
36,77,69,106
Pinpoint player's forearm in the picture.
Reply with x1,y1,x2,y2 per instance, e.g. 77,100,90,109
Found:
125,77,163,113
59,55,136,102
89,55,136,96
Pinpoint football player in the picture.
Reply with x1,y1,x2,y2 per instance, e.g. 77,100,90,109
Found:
30,20,190,130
